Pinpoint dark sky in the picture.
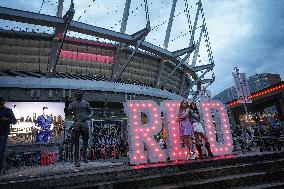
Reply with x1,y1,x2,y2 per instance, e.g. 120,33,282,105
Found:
203,0,284,95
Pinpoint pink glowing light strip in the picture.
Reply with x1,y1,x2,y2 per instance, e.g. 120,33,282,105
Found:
59,50,114,64
65,37,116,48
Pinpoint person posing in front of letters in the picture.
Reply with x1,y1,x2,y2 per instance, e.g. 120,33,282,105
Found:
177,100,198,160
189,102,214,159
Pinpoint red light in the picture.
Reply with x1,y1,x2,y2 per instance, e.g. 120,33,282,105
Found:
134,156,137,159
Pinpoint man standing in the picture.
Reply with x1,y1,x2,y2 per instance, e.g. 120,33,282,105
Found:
0,97,16,174
68,89,93,167
35,107,53,143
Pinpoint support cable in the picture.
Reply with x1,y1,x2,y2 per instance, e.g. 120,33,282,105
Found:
78,0,96,22
184,0,193,33
144,0,150,23
39,0,46,14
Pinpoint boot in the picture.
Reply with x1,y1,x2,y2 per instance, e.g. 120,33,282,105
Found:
196,144,203,159
205,142,214,158
74,161,80,167
83,149,88,163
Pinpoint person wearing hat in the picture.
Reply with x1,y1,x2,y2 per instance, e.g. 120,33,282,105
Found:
0,97,16,174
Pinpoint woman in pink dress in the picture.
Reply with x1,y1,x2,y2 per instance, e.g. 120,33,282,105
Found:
177,100,197,160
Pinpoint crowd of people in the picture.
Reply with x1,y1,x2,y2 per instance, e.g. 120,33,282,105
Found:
232,112,284,152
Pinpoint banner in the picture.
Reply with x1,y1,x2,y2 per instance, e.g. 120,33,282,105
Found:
6,102,65,144
232,72,252,103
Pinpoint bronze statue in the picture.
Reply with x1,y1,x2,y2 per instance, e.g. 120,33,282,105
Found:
68,89,93,167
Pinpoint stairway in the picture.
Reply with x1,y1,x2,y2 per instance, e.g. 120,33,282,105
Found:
0,152,283,189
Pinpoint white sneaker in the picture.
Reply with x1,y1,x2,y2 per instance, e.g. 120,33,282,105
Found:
190,153,198,160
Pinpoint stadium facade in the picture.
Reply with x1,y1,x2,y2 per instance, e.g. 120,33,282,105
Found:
0,30,193,118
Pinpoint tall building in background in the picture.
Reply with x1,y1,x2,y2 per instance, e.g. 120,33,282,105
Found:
213,73,281,103
248,73,281,93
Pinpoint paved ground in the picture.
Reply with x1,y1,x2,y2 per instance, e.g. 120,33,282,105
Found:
0,160,124,180
0,150,282,180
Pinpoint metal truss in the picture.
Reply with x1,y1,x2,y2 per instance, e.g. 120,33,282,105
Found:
158,45,195,88
112,21,151,81
49,2,75,73
0,0,216,97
